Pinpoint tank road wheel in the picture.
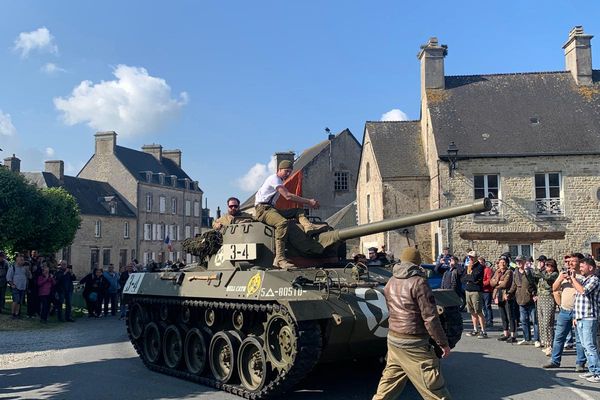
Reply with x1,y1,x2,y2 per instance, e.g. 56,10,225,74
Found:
181,306,191,324
265,313,297,370
238,336,268,392
232,310,245,331
143,322,163,364
205,308,217,327
128,303,146,340
160,304,169,321
184,328,208,375
163,325,184,369
209,331,240,383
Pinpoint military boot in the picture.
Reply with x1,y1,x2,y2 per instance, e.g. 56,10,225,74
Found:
274,239,296,270
298,215,328,236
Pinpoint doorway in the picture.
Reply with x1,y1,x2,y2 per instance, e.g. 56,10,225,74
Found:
591,243,600,260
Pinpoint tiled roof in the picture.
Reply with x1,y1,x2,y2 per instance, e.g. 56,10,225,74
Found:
22,172,136,217
364,121,428,179
429,70,600,159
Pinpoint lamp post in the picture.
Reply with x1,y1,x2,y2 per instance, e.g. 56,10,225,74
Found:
447,141,458,177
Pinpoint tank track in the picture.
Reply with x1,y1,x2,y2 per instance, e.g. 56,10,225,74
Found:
126,296,322,399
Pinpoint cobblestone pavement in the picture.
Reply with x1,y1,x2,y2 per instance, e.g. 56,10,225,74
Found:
1,314,600,400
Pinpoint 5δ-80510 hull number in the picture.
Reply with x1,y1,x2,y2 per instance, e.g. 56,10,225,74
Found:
260,287,305,297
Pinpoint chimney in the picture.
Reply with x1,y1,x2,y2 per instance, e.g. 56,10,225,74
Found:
142,144,162,161
563,26,593,86
45,160,64,182
417,37,448,97
95,131,117,155
162,149,182,167
275,151,295,170
3,154,20,173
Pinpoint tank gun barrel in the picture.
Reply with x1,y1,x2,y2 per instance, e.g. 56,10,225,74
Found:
336,198,491,241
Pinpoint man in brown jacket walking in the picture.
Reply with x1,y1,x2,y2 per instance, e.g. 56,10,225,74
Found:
373,247,452,400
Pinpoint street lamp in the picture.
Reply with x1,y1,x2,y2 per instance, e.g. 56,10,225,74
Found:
447,141,458,177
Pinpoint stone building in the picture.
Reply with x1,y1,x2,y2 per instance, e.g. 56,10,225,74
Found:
241,128,362,222
357,26,600,262
5,155,137,278
78,131,205,264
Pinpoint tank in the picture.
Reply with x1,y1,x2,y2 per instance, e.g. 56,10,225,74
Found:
123,198,490,399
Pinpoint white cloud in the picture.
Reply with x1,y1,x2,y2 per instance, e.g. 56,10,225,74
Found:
380,108,409,121
45,147,55,157
0,110,17,136
53,65,188,136
14,27,58,58
42,62,66,74
236,156,277,192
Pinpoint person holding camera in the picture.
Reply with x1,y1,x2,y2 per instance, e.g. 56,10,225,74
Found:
54,260,76,322
571,257,600,383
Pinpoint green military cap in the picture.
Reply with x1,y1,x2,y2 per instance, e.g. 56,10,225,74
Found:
278,160,293,170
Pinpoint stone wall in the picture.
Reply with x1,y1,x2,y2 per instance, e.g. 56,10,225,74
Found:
436,155,600,261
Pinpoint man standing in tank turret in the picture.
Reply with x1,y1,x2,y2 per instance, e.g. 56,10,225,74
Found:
254,159,321,269
212,197,253,230
373,247,452,400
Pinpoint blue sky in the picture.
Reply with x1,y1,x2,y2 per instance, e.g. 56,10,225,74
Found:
1,1,599,213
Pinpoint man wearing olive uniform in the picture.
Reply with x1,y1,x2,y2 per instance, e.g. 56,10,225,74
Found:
212,197,253,230
254,160,321,269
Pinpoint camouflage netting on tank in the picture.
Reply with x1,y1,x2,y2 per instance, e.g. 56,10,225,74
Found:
182,230,223,261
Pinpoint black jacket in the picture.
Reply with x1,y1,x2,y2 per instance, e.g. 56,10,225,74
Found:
464,262,484,292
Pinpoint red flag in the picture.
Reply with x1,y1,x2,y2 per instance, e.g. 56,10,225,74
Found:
275,170,303,210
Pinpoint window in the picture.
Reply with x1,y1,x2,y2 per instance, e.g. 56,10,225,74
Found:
474,174,500,217
95,220,101,237
535,172,562,216
169,224,176,241
508,244,532,259
152,224,157,241
124,222,130,238
143,251,150,265
144,223,152,240
194,200,200,217
334,171,349,191
185,225,191,239
109,202,117,215
90,249,99,270
193,226,200,237
102,249,111,267
159,196,166,213
366,194,372,223
185,200,191,216
366,162,370,182
158,224,165,241
146,194,153,212
177,226,181,241
171,197,177,214
119,249,128,268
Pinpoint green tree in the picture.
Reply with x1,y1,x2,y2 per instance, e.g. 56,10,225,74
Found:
0,167,39,252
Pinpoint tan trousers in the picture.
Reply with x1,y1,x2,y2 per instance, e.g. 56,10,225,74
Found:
255,205,305,241
373,341,452,400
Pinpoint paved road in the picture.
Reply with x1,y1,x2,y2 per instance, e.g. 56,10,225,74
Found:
1,315,600,400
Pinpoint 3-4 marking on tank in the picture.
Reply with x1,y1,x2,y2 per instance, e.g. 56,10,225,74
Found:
355,287,389,338
123,273,145,294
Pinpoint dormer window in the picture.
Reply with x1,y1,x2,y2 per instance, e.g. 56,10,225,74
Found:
158,172,165,185
109,202,117,215
145,171,152,182
184,178,190,190
171,175,178,187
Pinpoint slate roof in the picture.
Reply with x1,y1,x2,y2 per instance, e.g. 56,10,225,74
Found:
114,146,198,189
364,121,428,179
429,70,600,159
22,172,136,218
240,129,360,210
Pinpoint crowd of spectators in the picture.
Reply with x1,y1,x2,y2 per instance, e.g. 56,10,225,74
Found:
436,248,600,384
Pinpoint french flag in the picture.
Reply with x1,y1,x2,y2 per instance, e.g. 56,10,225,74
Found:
165,235,173,252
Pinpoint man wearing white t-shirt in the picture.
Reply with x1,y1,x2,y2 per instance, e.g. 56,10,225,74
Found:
255,160,320,269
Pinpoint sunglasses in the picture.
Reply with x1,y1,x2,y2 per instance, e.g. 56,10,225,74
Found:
228,204,239,209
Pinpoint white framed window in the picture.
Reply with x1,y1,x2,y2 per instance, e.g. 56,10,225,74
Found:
159,196,166,213
193,226,200,237
334,171,349,191
508,244,532,259
185,225,191,239
474,174,500,217
177,225,181,241
176,251,182,263
124,222,130,238
169,224,176,241
186,253,192,264
194,200,200,217
143,251,150,265
171,197,177,214
145,194,153,212
144,223,152,240
185,200,191,216
534,172,562,216
152,224,158,241
157,224,165,241
95,220,101,237
109,202,117,215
